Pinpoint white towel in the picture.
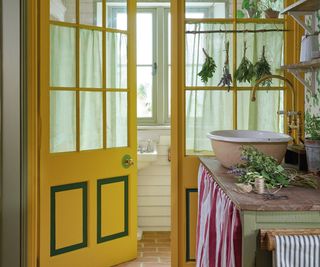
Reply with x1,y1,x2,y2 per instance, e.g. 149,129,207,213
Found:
274,235,320,267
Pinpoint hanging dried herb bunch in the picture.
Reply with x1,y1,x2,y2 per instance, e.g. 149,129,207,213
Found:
254,45,272,86
234,41,254,83
198,48,217,84
218,41,232,91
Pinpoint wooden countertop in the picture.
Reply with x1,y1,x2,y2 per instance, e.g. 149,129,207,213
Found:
199,157,320,212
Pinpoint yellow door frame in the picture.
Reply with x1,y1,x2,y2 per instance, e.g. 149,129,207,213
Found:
170,0,304,266
27,0,39,265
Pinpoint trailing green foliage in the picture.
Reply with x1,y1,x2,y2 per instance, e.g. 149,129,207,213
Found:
230,146,319,189
237,0,262,18
231,146,290,188
305,112,320,140
254,45,272,86
234,42,255,83
198,48,217,84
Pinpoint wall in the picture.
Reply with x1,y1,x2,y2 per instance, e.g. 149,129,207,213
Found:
305,12,320,117
1,0,22,266
137,128,171,231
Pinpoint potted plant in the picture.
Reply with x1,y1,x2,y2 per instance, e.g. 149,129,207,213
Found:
304,112,320,173
259,0,280,18
237,0,262,18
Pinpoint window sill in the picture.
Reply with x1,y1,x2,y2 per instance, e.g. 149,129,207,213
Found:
137,125,171,131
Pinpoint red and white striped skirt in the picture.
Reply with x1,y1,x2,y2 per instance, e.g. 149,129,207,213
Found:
196,164,242,267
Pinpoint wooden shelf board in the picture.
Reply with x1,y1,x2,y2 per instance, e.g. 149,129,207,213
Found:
282,0,320,14
281,57,320,71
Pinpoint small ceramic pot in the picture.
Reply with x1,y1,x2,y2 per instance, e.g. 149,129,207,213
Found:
305,139,320,173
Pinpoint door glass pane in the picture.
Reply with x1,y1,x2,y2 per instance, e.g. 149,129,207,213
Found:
185,23,233,87
50,25,76,87
185,90,233,155
107,92,128,148
80,0,102,26
80,29,103,88
106,32,128,89
50,91,76,153
237,90,284,133
137,13,153,65
185,1,232,19
50,0,76,23
80,92,103,150
236,23,284,87
107,5,127,30
137,66,153,118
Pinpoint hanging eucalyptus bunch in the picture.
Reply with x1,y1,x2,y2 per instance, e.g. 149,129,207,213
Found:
218,41,232,91
234,41,255,83
254,45,272,86
198,48,217,84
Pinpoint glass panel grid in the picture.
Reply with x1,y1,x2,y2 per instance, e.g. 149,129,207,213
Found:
184,2,286,155
50,0,129,153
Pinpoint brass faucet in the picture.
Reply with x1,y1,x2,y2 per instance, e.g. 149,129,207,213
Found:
251,74,302,144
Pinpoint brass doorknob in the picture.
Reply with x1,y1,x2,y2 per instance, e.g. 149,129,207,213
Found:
122,154,134,168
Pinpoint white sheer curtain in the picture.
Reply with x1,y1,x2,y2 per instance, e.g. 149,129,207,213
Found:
185,23,284,153
50,25,128,152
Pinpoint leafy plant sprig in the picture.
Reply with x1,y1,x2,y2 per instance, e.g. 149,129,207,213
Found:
229,146,290,189
254,45,272,86
234,41,255,83
198,48,217,84
305,112,320,140
229,146,319,189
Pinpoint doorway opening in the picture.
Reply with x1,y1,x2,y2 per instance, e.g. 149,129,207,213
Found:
118,2,172,266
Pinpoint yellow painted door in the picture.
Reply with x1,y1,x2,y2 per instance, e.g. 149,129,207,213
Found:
39,0,137,267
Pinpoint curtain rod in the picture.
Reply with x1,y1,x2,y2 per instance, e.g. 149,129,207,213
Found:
186,29,289,34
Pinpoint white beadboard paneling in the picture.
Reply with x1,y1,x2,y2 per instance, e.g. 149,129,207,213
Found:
138,165,170,176
138,206,171,217
138,217,171,226
138,175,171,186
155,155,170,165
159,135,170,146
138,185,170,196
138,196,170,206
157,145,169,156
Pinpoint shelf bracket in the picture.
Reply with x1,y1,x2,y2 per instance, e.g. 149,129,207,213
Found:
288,69,317,96
288,11,316,35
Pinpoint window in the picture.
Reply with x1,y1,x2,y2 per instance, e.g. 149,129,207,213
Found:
136,7,171,125
107,5,170,125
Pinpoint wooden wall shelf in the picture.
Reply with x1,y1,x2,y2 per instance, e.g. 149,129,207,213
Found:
282,0,320,14
281,58,319,96
281,0,320,35
281,57,320,71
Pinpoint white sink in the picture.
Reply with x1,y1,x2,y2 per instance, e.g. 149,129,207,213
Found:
137,151,158,170
207,130,292,169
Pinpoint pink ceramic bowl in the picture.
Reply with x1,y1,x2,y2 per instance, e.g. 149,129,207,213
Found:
207,130,292,169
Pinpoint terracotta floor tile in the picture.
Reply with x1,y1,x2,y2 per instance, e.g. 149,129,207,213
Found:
142,252,171,258
114,231,171,267
157,248,170,252
138,247,157,252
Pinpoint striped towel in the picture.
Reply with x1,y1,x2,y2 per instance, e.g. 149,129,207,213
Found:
274,235,320,267
196,164,242,267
